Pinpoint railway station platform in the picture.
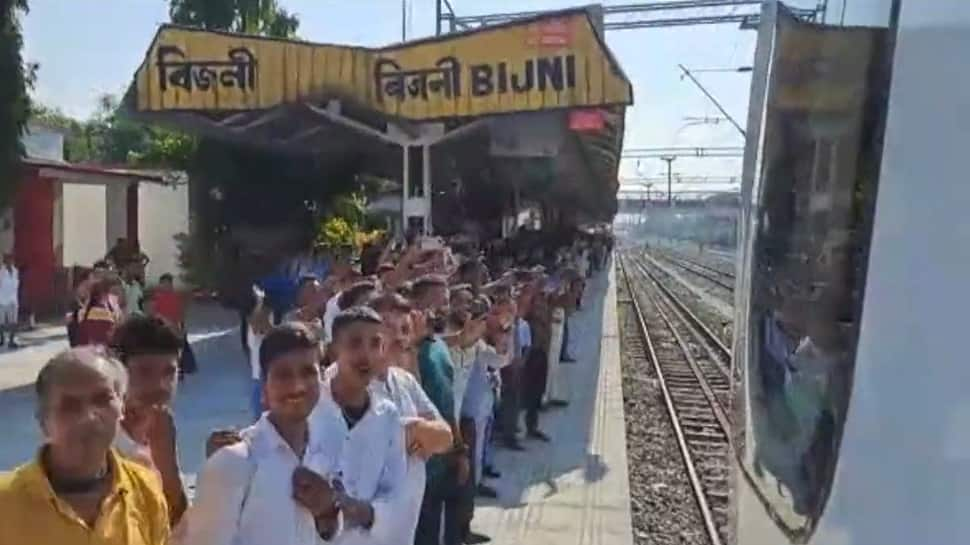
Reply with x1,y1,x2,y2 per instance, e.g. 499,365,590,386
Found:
472,263,635,545
0,266,636,545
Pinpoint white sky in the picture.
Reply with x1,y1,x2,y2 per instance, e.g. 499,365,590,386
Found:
23,0,846,193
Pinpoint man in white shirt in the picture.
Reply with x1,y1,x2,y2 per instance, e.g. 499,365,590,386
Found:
311,306,409,545
368,293,455,543
0,253,19,348
321,250,357,344
499,287,532,450
246,289,274,420
184,323,341,545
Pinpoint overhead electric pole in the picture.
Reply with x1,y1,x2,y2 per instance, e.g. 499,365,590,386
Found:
435,0,442,35
678,64,746,138
660,156,677,207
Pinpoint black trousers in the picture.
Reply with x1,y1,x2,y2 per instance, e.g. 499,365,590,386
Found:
499,363,522,440
458,417,477,539
523,348,549,432
179,334,197,374
415,471,463,545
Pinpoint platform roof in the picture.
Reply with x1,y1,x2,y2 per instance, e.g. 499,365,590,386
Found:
123,7,633,219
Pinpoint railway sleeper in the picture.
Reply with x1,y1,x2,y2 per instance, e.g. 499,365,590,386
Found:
684,429,727,441
669,390,707,402
678,408,716,419
690,441,729,453
680,417,718,429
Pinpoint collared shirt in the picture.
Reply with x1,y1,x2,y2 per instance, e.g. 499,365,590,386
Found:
514,318,532,360
114,426,155,472
448,342,479,422
180,414,334,545
324,365,440,545
0,265,19,305
309,373,408,545
115,426,191,542
461,342,503,419
417,336,456,488
375,366,441,423
0,447,169,545
376,367,441,545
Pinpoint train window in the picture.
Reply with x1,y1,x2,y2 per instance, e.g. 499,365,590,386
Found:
735,4,896,540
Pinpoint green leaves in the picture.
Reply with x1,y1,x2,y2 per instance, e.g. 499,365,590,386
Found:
0,0,30,209
169,0,299,37
29,94,197,169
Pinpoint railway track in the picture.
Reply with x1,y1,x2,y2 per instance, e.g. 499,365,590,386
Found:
654,250,736,293
619,253,734,545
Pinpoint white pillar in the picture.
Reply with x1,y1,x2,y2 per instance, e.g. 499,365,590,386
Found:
422,144,432,235
400,143,409,236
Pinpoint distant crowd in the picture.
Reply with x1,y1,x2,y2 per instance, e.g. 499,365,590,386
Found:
0,228,614,545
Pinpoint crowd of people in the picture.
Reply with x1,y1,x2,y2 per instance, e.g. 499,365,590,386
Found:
0,229,613,545
63,238,197,374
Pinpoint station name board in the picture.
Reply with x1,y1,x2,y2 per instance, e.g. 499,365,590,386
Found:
134,11,632,120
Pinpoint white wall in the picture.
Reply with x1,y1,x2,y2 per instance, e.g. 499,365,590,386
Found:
23,125,64,161
138,182,188,287
105,183,129,251
62,184,107,267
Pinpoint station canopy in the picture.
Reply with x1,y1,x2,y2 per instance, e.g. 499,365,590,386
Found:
123,8,634,219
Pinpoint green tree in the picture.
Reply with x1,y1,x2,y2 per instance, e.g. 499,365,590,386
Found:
31,95,197,168
169,0,299,36
0,0,31,209
166,0,303,292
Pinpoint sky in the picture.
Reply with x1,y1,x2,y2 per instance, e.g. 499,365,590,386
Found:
22,0,846,193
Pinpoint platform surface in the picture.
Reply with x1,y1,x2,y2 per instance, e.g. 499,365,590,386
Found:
0,266,635,545
471,262,634,545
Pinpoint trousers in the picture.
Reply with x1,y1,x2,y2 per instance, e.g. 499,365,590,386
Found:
545,309,567,403
415,470,463,545
523,348,548,431
499,363,522,440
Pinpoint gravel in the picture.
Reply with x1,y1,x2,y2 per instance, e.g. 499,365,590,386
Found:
637,254,734,347
618,278,708,545
651,252,734,308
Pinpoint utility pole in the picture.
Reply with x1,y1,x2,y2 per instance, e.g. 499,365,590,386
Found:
435,0,441,35
660,156,676,207
678,64,746,138
402,0,407,41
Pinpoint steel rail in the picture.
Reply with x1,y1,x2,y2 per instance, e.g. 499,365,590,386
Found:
634,256,732,377
618,254,729,545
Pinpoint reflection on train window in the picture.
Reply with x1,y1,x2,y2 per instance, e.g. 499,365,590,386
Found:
813,141,835,192
739,9,893,541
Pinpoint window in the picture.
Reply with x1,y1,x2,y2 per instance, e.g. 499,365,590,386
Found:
733,6,895,541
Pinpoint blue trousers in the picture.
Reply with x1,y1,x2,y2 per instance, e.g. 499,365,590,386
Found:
250,379,263,421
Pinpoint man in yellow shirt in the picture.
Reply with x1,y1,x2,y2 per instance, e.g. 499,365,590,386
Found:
0,347,170,545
